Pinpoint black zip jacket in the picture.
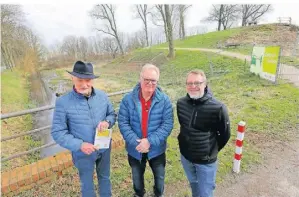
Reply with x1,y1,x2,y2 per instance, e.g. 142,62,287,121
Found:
177,87,230,164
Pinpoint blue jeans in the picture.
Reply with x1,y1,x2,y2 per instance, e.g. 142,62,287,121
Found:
128,153,166,197
74,147,111,197
181,154,217,197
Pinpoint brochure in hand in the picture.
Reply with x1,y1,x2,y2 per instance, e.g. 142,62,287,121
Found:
94,128,112,150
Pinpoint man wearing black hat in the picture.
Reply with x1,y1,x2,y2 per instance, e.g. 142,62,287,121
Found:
51,61,116,197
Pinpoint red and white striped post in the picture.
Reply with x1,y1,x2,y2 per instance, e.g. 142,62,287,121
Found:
233,121,246,173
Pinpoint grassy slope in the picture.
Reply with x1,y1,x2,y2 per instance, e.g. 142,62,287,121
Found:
155,24,299,68
15,49,299,197
155,28,243,49
1,69,41,171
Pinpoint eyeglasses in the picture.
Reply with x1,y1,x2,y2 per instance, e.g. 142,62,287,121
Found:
186,81,205,87
142,77,158,85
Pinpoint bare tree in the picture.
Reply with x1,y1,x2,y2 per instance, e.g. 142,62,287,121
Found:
1,4,24,69
94,34,104,54
202,5,224,31
102,37,118,59
151,5,168,40
90,4,124,55
1,4,44,71
151,5,177,41
86,36,98,58
202,4,239,31
134,5,150,46
221,5,239,30
77,36,89,60
164,5,174,58
240,4,272,26
178,5,191,39
61,35,78,59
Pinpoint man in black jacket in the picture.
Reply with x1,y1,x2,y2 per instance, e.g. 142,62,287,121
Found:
177,69,230,197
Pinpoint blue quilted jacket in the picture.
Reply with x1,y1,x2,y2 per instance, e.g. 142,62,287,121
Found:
51,88,116,161
118,83,174,160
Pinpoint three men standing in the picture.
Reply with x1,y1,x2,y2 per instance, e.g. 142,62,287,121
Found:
52,61,230,197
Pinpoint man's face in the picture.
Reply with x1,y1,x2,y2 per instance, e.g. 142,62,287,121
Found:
72,76,93,95
186,73,206,99
140,69,159,96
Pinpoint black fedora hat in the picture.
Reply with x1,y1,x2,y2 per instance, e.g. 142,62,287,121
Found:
67,61,99,79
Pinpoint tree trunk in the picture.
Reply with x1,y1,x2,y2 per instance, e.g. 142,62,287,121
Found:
164,5,174,58
181,14,186,39
179,10,186,39
242,17,247,26
218,4,224,31
115,36,124,55
159,6,168,42
144,18,149,47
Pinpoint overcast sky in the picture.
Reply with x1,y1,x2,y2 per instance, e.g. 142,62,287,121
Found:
19,2,299,48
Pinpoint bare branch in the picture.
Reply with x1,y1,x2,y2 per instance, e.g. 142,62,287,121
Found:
241,4,272,26
134,4,150,46
89,4,124,55
96,28,116,38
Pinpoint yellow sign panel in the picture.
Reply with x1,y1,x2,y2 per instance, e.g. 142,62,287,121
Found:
262,46,280,75
250,46,280,82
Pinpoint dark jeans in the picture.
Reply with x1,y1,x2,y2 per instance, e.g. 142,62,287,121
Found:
128,153,166,197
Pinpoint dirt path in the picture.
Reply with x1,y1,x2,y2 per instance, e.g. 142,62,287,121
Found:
214,134,299,197
160,47,299,197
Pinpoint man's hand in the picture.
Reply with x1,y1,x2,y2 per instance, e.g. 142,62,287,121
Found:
136,138,150,153
97,121,109,131
81,142,97,155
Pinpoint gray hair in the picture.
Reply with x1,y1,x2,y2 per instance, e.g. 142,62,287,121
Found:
140,63,160,79
186,69,207,82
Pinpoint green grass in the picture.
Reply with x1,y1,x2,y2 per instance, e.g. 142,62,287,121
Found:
13,49,299,196
1,69,41,171
154,28,243,49
226,45,253,55
280,56,299,68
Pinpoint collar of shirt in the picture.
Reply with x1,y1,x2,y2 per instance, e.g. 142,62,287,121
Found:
73,86,94,98
139,89,154,103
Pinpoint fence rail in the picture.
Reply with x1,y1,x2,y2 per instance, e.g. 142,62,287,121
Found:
1,142,56,162
1,105,54,120
1,89,132,120
1,125,51,142
1,89,132,162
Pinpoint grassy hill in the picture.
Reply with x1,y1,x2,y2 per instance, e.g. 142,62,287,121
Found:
154,23,299,67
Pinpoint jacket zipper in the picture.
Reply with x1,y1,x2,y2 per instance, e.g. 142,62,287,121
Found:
193,111,198,126
133,96,143,161
87,98,96,131
188,109,195,128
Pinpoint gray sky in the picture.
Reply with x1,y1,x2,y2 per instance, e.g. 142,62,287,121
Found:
21,2,299,48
